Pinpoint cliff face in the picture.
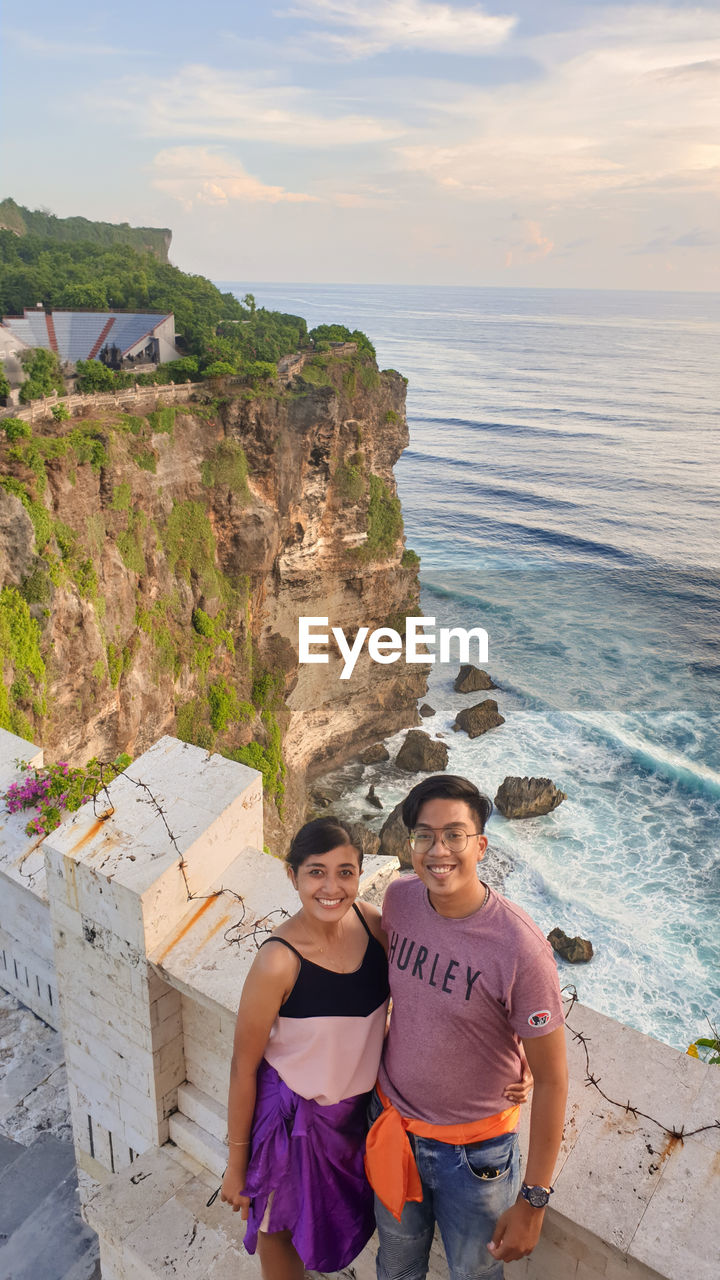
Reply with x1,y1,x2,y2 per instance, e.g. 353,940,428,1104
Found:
0,351,424,844
0,198,171,261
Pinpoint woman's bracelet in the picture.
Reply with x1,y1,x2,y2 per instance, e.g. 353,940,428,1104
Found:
228,1139,250,1147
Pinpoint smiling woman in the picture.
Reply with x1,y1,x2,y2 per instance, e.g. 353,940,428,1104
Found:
220,817,390,1279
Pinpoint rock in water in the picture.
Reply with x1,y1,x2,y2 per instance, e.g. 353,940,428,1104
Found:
494,776,566,818
453,700,505,739
454,664,497,693
419,703,436,717
366,783,383,810
346,822,381,862
547,928,593,963
379,801,412,867
361,743,390,764
395,730,449,772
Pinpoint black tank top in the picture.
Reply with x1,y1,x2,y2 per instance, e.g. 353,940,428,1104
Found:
261,903,389,1019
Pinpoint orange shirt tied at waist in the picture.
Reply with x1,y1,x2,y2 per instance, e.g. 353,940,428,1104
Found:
364,1083,520,1221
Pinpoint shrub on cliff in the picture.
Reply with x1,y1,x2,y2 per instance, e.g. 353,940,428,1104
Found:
335,460,365,503
352,474,403,561
201,441,249,501
18,348,64,403
0,585,47,737
309,323,376,359
2,417,32,443
75,360,132,393
208,678,252,732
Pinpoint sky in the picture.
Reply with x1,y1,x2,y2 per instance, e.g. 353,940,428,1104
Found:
2,1,720,289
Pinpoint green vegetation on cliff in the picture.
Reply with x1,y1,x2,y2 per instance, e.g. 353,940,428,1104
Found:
359,474,404,561
0,198,171,261
0,232,307,371
0,587,46,738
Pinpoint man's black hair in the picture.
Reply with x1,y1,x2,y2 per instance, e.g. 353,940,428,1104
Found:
401,775,493,834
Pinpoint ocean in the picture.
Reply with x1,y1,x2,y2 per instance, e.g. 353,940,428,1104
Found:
223,282,720,1054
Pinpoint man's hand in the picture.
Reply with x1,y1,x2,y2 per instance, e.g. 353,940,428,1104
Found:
503,1061,533,1105
487,1198,544,1263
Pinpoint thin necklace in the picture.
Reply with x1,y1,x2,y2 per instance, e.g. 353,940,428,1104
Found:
302,915,347,972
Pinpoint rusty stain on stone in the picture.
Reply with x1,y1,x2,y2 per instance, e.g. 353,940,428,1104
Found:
154,895,219,964
657,1132,681,1163
14,834,47,871
192,913,231,955
70,814,113,855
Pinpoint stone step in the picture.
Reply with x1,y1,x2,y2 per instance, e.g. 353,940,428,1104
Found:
84,1142,259,1280
0,1132,77,1241
0,1131,23,1177
169,1111,226,1178
177,1081,227,1143
0,1033,65,1123
0,1167,99,1280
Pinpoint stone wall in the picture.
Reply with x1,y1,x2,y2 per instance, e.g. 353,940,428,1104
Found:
0,729,58,1026
0,726,718,1280
4,378,206,424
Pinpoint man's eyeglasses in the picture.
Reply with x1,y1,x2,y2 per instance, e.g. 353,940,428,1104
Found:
408,828,483,854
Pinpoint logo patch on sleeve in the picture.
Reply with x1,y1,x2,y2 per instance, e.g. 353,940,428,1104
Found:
527,1010,551,1027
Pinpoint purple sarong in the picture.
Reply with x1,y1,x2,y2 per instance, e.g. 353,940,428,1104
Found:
243,1059,375,1271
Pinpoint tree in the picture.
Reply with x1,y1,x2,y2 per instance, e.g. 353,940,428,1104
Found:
74,360,121,392
58,282,109,309
202,361,236,379
18,348,64,402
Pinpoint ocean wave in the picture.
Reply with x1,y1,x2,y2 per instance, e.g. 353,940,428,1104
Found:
490,675,720,798
411,414,609,442
400,458,582,514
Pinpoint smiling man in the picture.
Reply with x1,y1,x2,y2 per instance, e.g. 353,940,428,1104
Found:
365,774,568,1280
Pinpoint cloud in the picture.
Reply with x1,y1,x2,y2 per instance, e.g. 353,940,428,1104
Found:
7,29,138,58
151,148,319,208
282,0,516,57
504,220,554,268
656,58,720,81
104,65,402,147
632,227,720,255
394,9,720,205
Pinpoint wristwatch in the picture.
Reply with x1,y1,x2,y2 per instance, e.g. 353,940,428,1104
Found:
519,1182,554,1209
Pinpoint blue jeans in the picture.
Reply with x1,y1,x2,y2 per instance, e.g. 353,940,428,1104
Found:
369,1093,521,1280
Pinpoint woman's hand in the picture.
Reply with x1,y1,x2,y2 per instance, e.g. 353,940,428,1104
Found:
220,1166,251,1217
504,1061,533,1105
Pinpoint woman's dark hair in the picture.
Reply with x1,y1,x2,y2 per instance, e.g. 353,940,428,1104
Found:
401,775,493,834
286,817,362,874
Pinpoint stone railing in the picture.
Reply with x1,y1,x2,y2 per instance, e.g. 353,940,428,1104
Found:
0,726,717,1280
1,340,361,424
3,380,207,424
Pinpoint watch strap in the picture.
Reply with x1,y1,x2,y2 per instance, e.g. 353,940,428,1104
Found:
520,1182,554,1208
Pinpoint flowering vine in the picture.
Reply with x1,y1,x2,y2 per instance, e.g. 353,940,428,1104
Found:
3,754,131,838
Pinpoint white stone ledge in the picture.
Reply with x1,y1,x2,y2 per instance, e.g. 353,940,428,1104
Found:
149,845,300,1015
177,1082,227,1143
509,999,720,1280
168,1112,227,1178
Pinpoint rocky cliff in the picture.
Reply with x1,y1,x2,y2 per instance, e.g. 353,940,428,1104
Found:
0,349,425,845
0,198,172,261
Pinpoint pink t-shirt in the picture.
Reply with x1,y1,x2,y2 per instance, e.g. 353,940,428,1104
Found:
378,875,565,1125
